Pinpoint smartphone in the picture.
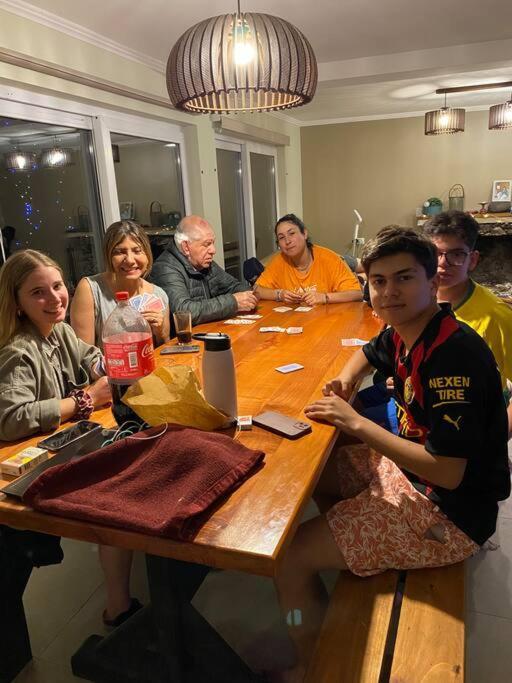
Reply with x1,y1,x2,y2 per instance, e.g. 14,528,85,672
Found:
37,420,102,451
160,345,200,355
253,411,312,440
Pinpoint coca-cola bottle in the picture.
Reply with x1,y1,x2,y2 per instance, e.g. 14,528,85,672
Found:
102,291,155,426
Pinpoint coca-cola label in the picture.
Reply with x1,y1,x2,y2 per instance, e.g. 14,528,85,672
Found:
104,336,155,381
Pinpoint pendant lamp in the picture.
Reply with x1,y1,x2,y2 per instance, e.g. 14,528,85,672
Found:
167,1,317,113
4,149,37,171
40,145,73,168
489,94,512,130
425,94,465,135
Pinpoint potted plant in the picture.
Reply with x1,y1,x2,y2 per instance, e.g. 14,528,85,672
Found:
423,197,443,216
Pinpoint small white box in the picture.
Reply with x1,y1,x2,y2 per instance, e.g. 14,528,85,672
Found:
237,415,253,431
1,446,48,477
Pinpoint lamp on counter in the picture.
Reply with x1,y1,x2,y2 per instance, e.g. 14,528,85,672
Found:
166,0,317,113
424,94,465,135
4,149,37,172
489,94,512,130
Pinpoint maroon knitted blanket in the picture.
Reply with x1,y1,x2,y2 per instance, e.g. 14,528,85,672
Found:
23,425,265,541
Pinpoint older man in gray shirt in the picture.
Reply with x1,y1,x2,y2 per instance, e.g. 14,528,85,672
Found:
151,215,258,325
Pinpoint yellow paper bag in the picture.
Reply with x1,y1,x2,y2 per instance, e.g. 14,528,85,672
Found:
122,365,228,430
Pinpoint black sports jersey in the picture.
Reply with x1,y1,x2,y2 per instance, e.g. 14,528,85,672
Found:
363,304,510,545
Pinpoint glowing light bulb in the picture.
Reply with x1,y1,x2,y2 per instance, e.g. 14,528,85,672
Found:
234,40,256,65
504,104,512,123
439,111,450,127
16,154,26,169
50,150,64,165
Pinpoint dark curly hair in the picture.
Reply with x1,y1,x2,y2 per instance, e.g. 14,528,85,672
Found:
423,210,479,249
361,226,438,279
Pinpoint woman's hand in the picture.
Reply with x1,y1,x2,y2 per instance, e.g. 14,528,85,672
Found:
87,376,112,408
281,290,303,305
141,310,165,340
301,291,325,306
304,392,361,434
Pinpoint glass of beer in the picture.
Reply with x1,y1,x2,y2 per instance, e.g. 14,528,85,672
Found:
173,311,192,344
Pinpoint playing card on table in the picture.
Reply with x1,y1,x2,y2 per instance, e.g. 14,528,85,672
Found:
341,338,369,346
275,363,304,374
237,314,263,320
286,327,303,334
273,306,292,313
130,295,144,311
294,306,313,312
260,326,285,333
224,318,255,325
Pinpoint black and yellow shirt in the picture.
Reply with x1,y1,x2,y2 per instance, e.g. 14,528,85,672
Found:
363,304,510,545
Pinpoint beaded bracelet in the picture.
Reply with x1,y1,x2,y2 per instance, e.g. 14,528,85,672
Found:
276,289,282,302
69,388,94,421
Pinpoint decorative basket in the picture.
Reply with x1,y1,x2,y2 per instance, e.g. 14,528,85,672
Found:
150,200,163,228
448,184,465,212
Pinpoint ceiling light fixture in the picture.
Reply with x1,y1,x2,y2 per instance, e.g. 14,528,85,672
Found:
4,149,37,172
166,1,317,113
424,94,465,135
427,80,512,133
489,93,512,130
40,145,73,168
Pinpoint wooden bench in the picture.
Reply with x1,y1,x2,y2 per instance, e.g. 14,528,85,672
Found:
305,562,465,682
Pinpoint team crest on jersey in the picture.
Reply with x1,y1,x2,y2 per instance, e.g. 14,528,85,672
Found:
404,376,415,404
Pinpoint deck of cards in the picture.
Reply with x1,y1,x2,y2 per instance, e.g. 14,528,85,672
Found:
130,293,165,312
260,326,285,333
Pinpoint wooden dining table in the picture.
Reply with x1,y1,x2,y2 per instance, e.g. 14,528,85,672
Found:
0,299,381,683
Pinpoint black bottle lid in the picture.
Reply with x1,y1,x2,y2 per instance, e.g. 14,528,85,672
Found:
192,332,231,351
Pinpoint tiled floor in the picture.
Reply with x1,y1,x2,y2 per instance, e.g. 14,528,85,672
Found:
12,444,512,682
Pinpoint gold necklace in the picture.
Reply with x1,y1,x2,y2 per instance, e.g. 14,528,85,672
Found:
296,253,312,272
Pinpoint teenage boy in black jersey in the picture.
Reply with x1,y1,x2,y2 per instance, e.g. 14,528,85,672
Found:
272,227,510,683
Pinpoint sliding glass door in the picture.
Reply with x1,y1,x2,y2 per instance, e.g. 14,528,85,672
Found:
216,141,247,281
0,113,103,291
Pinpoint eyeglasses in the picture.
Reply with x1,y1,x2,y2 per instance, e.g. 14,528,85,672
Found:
436,249,470,266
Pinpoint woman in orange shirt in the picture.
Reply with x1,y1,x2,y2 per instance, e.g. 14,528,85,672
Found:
255,214,362,306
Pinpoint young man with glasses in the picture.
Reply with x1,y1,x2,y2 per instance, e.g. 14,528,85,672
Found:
424,210,512,436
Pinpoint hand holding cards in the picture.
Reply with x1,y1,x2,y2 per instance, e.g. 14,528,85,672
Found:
129,292,164,313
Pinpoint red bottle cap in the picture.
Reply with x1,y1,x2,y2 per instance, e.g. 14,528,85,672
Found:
115,291,129,301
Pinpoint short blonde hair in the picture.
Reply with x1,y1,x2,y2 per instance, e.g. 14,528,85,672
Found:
103,221,153,276
0,249,64,347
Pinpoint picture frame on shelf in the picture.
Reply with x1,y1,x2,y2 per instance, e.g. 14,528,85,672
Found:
492,180,512,203
119,201,135,220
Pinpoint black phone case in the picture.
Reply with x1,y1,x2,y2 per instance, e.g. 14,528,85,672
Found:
37,421,102,451
253,411,312,439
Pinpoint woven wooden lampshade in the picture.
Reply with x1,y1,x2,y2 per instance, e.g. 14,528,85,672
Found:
40,147,73,168
4,150,37,171
424,107,465,135
489,99,512,130
167,12,317,113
